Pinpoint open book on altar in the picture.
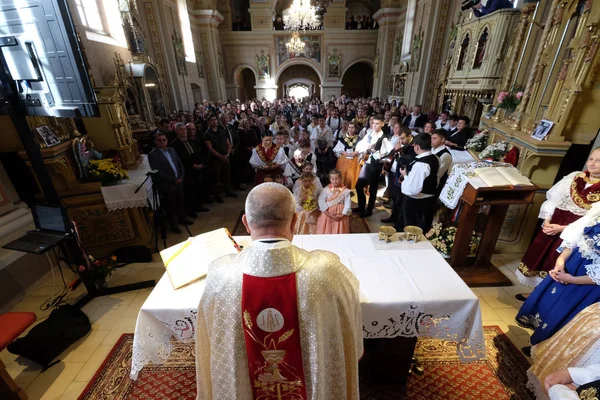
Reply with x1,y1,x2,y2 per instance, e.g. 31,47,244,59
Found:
474,167,533,187
160,228,240,289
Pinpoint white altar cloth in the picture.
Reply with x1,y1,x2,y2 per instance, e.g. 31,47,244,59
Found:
131,234,485,378
100,155,154,212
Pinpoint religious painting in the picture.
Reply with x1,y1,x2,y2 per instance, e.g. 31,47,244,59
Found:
328,49,341,78
168,6,187,76
195,44,205,78
393,32,403,65
393,75,405,97
411,27,423,73
256,50,270,79
484,106,497,119
36,126,60,147
276,35,321,66
473,28,489,69
218,51,225,79
531,119,554,141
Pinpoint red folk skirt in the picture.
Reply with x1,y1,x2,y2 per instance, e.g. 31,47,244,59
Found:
517,208,581,287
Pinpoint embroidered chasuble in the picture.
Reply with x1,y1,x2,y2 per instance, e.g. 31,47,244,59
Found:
195,240,363,400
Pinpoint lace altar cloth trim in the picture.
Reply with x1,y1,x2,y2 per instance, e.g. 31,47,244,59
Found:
100,156,155,212
439,162,513,209
130,301,485,378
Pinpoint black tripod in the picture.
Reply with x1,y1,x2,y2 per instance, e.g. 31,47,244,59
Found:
135,172,191,253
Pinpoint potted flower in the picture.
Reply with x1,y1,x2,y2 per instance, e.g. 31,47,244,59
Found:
497,87,524,113
87,159,129,186
78,255,118,290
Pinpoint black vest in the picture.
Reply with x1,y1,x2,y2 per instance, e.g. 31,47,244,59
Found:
434,147,451,193
408,153,439,195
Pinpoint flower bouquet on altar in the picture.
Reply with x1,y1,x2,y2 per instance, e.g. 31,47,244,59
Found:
425,223,480,258
497,87,524,112
78,255,118,289
478,141,509,161
88,159,129,186
466,130,489,152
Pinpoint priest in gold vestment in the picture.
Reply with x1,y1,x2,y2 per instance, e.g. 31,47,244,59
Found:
195,183,363,400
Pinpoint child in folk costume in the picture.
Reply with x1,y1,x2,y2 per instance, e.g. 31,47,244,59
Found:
293,162,323,192
283,149,306,188
249,132,289,185
333,121,361,189
293,172,322,234
316,169,352,234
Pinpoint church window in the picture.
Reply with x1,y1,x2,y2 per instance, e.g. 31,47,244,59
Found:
402,0,417,57
472,28,488,69
456,33,470,71
178,0,196,63
75,0,104,32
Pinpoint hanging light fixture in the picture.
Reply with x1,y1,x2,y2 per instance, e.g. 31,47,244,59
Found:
286,31,306,53
283,0,321,31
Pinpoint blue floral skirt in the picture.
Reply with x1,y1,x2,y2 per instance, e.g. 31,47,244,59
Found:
516,248,600,346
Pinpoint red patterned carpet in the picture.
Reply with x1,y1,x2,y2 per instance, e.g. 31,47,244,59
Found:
231,210,371,235
78,326,533,400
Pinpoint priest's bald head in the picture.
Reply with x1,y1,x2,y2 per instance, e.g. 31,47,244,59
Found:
242,183,298,240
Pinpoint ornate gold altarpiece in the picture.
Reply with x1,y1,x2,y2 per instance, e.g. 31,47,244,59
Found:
458,1,600,253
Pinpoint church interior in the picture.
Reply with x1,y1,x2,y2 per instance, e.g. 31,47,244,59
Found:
1,0,600,399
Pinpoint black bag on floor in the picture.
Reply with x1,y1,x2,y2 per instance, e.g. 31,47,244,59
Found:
7,304,91,370
110,245,153,266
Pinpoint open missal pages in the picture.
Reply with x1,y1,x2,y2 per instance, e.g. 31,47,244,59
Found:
160,228,240,289
474,167,533,187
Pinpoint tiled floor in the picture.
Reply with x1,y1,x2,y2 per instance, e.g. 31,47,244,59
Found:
1,188,534,399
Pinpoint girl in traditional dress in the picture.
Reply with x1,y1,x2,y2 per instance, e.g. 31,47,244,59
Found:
516,202,600,347
249,132,289,185
283,149,307,188
516,148,600,299
333,122,361,189
293,162,322,192
293,172,322,234
316,169,352,234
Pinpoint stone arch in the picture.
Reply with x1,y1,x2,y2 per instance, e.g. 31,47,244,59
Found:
275,58,323,85
341,58,375,79
232,64,258,85
341,60,374,98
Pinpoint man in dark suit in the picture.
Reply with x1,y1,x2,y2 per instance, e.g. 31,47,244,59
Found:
446,116,472,151
472,0,513,17
402,105,428,133
171,123,210,218
148,132,192,234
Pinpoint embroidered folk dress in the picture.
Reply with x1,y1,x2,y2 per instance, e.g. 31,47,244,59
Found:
316,185,352,234
517,171,600,287
516,209,600,346
195,239,363,400
333,134,361,189
249,144,289,184
293,184,322,235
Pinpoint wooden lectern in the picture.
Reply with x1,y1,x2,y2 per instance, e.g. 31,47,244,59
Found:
451,182,538,287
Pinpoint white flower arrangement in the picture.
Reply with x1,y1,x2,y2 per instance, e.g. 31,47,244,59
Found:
478,141,509,161
425,222,480,258
466,131,489,152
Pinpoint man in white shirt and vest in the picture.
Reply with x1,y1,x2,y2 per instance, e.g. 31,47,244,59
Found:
195,183,363,400
399,134,439,233
431,129,453,195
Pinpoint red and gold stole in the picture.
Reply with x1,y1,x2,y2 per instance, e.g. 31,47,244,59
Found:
255,145,280,166
570,171,600,210
242,273,307,400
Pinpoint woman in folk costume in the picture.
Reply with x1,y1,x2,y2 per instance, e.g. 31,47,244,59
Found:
283,149,308,189
516,202,600,348
333,121,361,189
293,172,322,234
526,303,600,400
249,132,289,185
316,169,352,234
516,148,600,299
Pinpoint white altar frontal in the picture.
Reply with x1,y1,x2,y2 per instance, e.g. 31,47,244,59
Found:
131,233,486,379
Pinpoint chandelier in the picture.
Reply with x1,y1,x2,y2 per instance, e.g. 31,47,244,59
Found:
286,31,305,53
283,0,321,31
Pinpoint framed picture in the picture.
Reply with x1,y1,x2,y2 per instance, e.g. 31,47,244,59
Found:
531,119,554,141
36,126,60,147
484,107,497,119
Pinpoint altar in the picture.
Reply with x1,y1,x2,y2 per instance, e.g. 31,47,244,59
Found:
130,233,486,382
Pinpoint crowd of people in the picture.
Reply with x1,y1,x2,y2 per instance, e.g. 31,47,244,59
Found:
147,95,474,235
